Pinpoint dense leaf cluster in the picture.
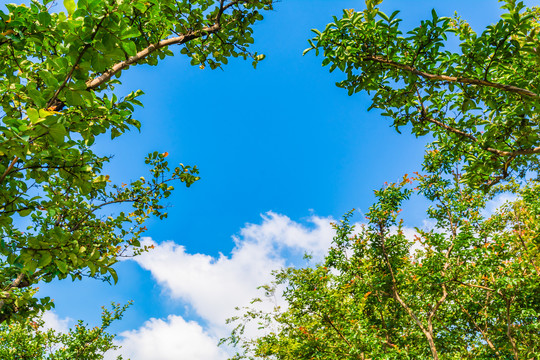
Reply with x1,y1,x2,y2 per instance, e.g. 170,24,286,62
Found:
305,0,540,187
0,302,130,359
0,0,274,323
226,176,540,359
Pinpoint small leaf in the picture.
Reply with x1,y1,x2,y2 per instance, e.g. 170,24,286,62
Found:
63,0,76,17
19,208,32,217
38,252,53,267
121,28,141,40
38,11,51,26
68,253,78,266
55,259,68,273
49,123,67,144
122,41,137,56
39,109,54,118
109,268,118,284
27,108,39,123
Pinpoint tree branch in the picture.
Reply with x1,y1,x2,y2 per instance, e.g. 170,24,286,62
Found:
424,116,540,156
86,24,220,90
413,86,540,158
363,55,539,99
86,0,249,90
455,297,500,358
0,156,19,184
0,273,32,321
322,314,353,348
47,14,108,109
505,297,519,360
378,224,440,360
455,281,495,292
217,0,241,23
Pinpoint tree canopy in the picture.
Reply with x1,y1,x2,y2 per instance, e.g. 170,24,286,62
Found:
0,302,130,359
223,1,540,359
0,0,274,324
225,176,540,359
305,0,539,187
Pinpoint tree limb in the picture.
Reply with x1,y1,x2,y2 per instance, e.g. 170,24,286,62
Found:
86,24,219,90
86,0,247,90
322,314,353,348
455,297,500,358
414,86,540,157
363,55,539,99
378,224,440,360
0,273,32,321
505,297,519,360
0,156,19,184
423,116,540,157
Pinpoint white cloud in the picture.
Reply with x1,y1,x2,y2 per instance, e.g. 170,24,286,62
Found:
483,193,518,217
41,311,71,333
133,212,335,333
109,315,229,360
112,212,337,359
237,212,336,259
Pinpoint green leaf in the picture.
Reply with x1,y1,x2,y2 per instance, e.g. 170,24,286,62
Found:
27,108,39,123
68,252,78,266
121,28,141,40
122,41,137,56
19,208,32,217
63,0,76,17
38,11,51,26
38,109,54,118
54,259,68,274
49,123,67,144
87,261,96,276
38,252,53,267
109,268,118,284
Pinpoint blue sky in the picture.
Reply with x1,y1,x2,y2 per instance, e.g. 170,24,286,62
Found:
4,0,535,358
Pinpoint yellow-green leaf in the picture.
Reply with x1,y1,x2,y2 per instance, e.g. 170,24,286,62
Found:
27,108,39,123
63,0,76,17
38,109,54,118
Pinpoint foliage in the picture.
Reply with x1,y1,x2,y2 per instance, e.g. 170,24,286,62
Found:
224,1,540,359
305,0,540,187
0,0,275,323
224,175,540,359
0,302,130,359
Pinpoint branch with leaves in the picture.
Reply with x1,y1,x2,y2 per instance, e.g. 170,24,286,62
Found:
0,0,275,323
305,0,540,188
